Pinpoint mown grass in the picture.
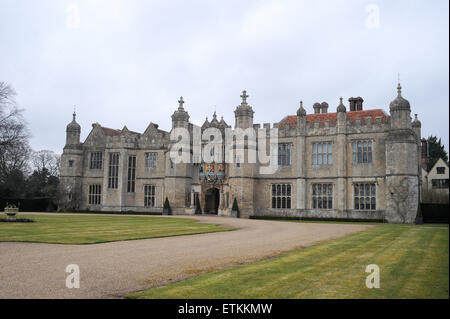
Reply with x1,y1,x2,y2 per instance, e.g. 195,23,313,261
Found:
127,223,449,299
0,214,234,244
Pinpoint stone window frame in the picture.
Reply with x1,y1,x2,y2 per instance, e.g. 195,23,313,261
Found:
127,155,136,193
352,140,373,164
431,179,449,189
145,152,158,170
236,155,241,168
108,153,120,189
89,151,103,170
278,143,292,166
353,182,376,210
68,160,74,167
271,183,292,209
88,184,102,205
144,184,156,207
312,183,333,209
312,141,333,166
436,167,446,175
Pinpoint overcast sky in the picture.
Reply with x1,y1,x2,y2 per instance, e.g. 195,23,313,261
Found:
1,0,448,154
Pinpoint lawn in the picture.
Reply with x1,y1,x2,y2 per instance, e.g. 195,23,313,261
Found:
127,223,449,299
0,214,234,244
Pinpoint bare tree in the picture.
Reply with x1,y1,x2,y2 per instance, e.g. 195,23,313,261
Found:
0,82,31,194
31,150,60,177
0,82,29,149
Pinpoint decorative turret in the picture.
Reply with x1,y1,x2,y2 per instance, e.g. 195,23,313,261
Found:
66,111,81,146
297,101,307,134
337,97,346,113
297,100,306,117
321,102,329,113
171,96,190,129
385,81,420,223
234,90,254,129
412,114,421,128
389,83,411,129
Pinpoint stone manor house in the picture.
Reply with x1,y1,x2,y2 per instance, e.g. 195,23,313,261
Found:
59,84,423,223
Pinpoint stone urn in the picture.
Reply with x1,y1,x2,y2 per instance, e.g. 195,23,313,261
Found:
4,205,19,221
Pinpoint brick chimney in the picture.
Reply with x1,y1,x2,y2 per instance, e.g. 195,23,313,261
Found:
421,138,428,170
348,97,364,111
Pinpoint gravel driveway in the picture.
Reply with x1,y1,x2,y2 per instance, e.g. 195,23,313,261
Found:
0,214,371,298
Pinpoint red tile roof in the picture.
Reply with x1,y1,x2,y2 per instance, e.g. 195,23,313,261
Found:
279,109,388,128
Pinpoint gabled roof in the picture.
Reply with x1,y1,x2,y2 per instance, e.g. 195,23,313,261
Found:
102,126,140,136
279,109,389,128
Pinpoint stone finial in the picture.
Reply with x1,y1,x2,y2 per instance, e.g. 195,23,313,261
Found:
240,90,249,104
178,96,185,110
297,100,306,117
337,97,346,112
172,96,190,122
397,83,402,97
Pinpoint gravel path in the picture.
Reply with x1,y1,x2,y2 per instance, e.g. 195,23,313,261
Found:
0,214,371,299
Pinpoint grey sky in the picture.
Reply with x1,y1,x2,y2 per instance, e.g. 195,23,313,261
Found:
1,0,448,154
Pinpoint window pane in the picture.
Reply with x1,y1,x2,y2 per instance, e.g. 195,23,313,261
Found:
313,197,317,208
282,184,286,196
371,197,376,210
355,197,359,209
323,197,327,209
371,184,376,196
312,184,317,195
354,184,359,196
328,184,333,195
272,185,276,196
313,154,317,165
328,154,333,165
287,185,291,196
282,197,286,208
365,184,370,196
318,197,322,208
328,198,333,209
277,197,281,208
318,184,322,195
287,197,291,209
277,185,281,196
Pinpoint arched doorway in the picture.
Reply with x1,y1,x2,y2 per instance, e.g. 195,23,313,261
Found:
204,188,220,214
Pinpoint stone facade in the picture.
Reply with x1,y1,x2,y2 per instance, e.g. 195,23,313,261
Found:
59,84,422,223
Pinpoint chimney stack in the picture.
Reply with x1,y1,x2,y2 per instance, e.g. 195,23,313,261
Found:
348,97,364,111
421,138,428,169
